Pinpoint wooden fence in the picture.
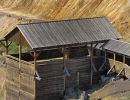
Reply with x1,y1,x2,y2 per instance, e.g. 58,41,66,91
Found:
6,55,35,100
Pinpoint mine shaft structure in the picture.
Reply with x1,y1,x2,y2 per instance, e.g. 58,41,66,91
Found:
0,17,129,100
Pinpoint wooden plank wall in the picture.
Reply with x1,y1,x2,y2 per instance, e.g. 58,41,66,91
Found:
36,56,101,100
68,46,88,58
6,55,35,100
36,60,65,100
6,54,102,100
65,56,91,88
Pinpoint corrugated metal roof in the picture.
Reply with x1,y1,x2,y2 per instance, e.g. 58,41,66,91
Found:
5,17,121,49
101,39,130,56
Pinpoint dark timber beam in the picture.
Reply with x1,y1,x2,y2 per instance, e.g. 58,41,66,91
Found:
90,43,93,87
62,47,70,91
77,72,79,87
88,44,97,72
116,68,125,78
0,41,6,48
0,39,12,55
114,53,116,65
123,55,126,64
5,40,8,55
94,43,99,48
107,65,116,75
87,43,98,87
99,50,107,71
29,50,41,60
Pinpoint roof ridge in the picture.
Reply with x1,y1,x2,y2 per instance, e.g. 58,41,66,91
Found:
17,16,106,26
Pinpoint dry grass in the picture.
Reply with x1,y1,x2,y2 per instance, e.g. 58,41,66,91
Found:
0,92,3,100
0,0,127,20
0,0,130,40
0,15,20,39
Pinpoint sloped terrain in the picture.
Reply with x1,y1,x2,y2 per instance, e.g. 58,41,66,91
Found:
0,0,127,20
90,80,130,100
0,13,41,39
0,0,130,40
0,0,130,99
0,15,19,39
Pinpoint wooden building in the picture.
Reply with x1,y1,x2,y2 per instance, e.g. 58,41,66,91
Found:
1,17,121,100
97,39,130,78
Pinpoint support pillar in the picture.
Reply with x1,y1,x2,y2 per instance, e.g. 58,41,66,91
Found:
5,40,9,55
104,50,107,62
99,50,107,71
18,35,22,100
90,43,93,87
62,47,70,91
123,55,126,77
32,50,41,99
34,51,37,99
114,53,116,65
4,39,9,100
123,55,126,64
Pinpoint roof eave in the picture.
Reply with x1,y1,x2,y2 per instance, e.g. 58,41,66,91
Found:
32,40,109,51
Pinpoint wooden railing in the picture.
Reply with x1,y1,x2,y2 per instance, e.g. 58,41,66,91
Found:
6,55,34,75
108,58,130,77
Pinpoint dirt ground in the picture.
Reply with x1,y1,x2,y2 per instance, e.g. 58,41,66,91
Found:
90,80,130,100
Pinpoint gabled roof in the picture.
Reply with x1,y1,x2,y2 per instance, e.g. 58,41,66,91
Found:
5,17,121,50
101,39,130,57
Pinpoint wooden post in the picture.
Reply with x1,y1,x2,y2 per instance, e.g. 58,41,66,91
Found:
107,65,116,75
99,50,107,71
64,76,66,91
123,55,126,77
77,72,79,87
123,55,125,64
30,50,40,99
63,47,69,91
5,40,8,55
4,39,8,100
63,48,69,63
18,35,22,100
114,53,116,65
90,43,93,87
104,50,107,62
34,51,37,99
19,43,22,64
87,45,91,56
